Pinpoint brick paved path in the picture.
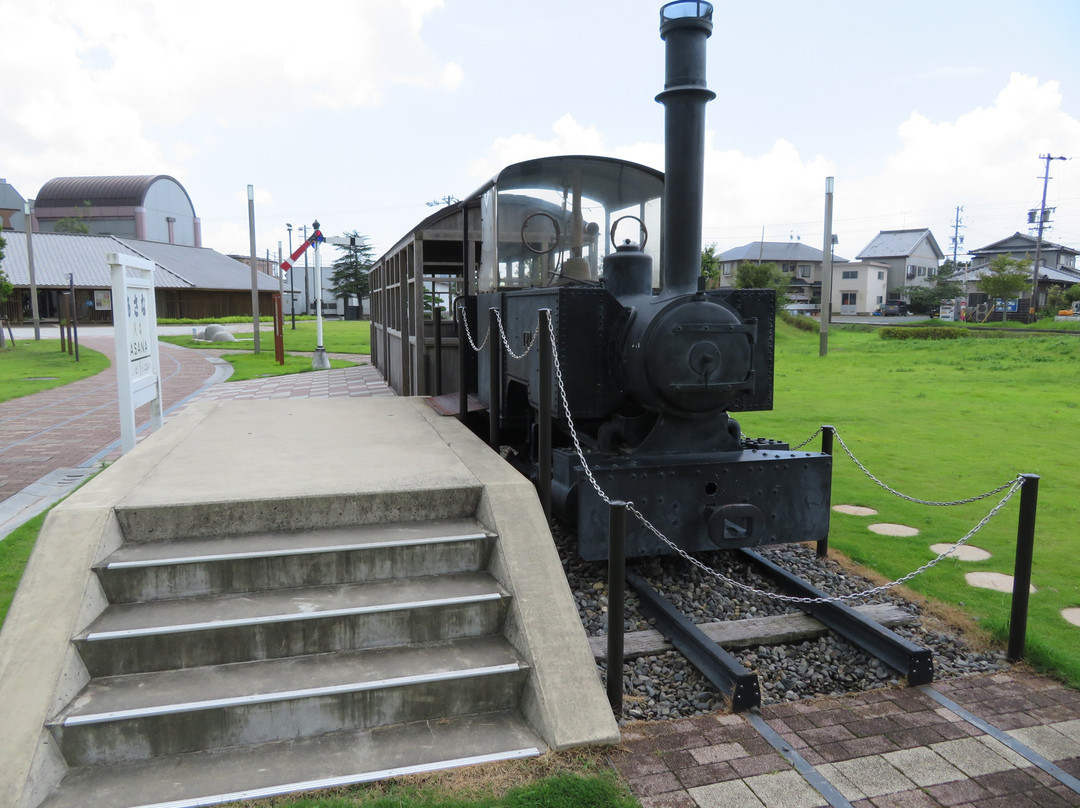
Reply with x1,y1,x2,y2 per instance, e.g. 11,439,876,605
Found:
1,336,391,521
613,670,1080,807
0,336,221,503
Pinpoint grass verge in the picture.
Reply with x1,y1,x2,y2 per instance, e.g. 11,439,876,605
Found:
0,513,47,627
160,320,370,355
231,750,636,808
742,323,1080,686
0,340,109,404
214,352,357,383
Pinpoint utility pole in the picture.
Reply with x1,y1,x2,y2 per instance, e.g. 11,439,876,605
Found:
819,177,835,357
1030,154,1067,318
950,205,965,297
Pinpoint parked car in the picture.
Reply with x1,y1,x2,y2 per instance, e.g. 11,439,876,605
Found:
879,301,909,316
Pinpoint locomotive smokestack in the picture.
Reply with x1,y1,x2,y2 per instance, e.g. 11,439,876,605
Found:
657,1,715,296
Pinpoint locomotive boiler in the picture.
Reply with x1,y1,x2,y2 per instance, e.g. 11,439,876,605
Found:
370,1,832,561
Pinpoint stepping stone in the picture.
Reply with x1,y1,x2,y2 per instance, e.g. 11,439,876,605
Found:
930,543,991,562
833,504,878,516
965,571,1035,593
1062,608,1080,628
868,523,919,537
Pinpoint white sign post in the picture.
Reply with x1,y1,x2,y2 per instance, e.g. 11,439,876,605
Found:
108,252,164,454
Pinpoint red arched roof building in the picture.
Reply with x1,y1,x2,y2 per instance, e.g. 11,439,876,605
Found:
33,175,201,247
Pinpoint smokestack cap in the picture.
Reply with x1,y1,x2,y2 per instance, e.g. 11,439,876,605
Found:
660,1,713,37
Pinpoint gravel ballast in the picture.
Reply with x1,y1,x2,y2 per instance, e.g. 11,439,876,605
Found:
554,527,1008,721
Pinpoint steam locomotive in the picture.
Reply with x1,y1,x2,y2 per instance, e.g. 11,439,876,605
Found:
369,1,832,560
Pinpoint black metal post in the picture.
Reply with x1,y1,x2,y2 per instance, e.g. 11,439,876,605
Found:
433,306,444,396
59,296,67,354
1008,473,1041,662
488,307,500,450
538,309,553,522
69,274,79,362
457,311,468,424
607,500,627,716
818,425,834,557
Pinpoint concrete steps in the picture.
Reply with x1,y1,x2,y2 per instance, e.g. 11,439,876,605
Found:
94,519,493,603
40,515,544,808
40,711,541,808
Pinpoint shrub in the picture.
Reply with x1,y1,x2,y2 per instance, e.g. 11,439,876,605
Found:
780,311,818,332
879,326,971,341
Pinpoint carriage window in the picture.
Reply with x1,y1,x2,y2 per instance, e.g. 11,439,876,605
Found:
476,157,663,292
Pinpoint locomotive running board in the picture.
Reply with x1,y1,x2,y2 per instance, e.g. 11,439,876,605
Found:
737,549,934,686
626,571,761,713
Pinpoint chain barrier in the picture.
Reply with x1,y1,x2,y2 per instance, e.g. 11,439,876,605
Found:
493,308,537,360
830,429,1017,506
456,303,490,352
465,305,1027,605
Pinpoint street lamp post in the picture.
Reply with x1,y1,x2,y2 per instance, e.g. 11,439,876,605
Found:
301,224,310,315
286,223,296,329
247,184,261,353
24,200,41,340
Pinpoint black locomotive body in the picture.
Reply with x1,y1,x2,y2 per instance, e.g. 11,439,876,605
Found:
475,271,830,561
369,1,832,561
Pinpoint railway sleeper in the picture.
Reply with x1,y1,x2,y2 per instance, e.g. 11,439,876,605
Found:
737,548,934,687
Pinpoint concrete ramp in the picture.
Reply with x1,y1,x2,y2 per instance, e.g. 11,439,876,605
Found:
0,398,617,808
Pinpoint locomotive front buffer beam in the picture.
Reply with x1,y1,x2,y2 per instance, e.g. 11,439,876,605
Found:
555,447,833,562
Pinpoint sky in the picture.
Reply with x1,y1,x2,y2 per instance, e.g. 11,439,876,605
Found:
3,0,1080,267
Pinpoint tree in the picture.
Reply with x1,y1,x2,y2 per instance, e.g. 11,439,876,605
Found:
54,200,92,234
700,244,721,289
329,231,373,318
903,263,962,314
734,261,790,307
977,255,1031,321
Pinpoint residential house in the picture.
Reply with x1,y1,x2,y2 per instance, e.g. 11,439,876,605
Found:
966,232,1080,309
829,261,891,315
715,241,849,302
855,229,944,297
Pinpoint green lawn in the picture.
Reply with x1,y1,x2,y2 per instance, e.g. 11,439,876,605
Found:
0,340,110,404
740,324,1080,685
159,320,370,355
216,352,357,382
0,513,47,625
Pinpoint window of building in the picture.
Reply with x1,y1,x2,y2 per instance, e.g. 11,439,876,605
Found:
799,264,811,277
842,292,857,306
876,295,883,304
782,263,795,273
878,271,885,280
917,266,927,277
842,270,858,279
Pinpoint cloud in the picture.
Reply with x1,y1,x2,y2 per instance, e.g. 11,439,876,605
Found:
469,114,610,178
697,73,1080,255
0,0,453,187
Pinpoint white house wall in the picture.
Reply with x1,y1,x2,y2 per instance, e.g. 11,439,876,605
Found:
832,262,889,314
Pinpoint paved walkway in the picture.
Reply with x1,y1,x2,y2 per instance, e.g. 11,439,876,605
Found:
614,671,1080,807
3,331,1079,807
0,330,390,536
